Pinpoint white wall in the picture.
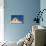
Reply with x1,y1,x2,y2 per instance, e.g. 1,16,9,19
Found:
40,0,46,45
0,0,4,42
40,0,46,27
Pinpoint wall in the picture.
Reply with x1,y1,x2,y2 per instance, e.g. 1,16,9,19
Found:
40,0,46,27
40,0,46,45
4,0,40,42
0,0,4,42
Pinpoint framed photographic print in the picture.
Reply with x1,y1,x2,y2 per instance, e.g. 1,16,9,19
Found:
10,15,24,24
